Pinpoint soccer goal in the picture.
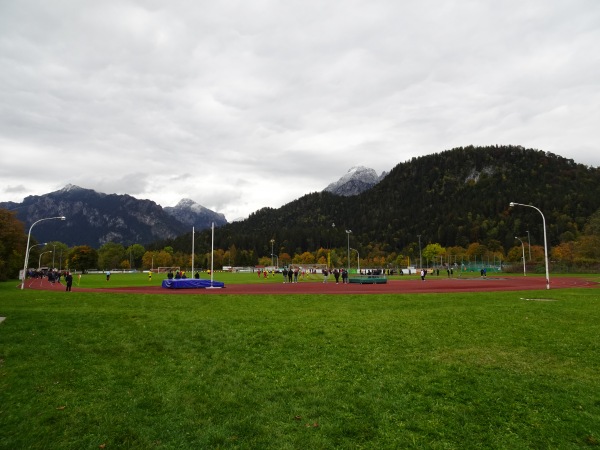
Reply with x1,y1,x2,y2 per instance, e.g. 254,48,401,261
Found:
289,263,328,273
156,266,180,274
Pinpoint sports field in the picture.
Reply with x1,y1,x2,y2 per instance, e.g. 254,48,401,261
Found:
1,273,599,448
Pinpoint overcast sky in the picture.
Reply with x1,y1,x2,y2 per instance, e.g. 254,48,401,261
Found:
1,0,599,221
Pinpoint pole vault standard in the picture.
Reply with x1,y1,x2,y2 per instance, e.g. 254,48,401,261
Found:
191,226,195,275
210,222,215,287
204,222,223,289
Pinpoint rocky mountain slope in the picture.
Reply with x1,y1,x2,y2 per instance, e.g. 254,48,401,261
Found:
164,198,227,229
323,166,387,196
0,185,226,247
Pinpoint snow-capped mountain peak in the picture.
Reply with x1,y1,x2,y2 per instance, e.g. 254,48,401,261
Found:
164,198,227,228
323,166,385,196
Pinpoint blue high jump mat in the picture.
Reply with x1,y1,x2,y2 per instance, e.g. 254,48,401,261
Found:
161,279,225,289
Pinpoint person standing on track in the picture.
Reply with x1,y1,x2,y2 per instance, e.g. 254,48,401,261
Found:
65,272,73,291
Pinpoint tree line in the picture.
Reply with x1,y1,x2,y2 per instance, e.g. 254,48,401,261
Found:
2,205,599,280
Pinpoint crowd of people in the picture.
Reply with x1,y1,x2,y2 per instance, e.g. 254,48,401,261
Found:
23,268,74,291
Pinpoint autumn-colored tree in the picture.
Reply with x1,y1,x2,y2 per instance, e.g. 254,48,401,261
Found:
142,251,156,270
423,243,445,265
395,254,408,268
153,250,173,268
465,243,488,262
0,208,27,280
315,247,329,263
171,251,188,269
529,245,546,262
294,251,316,265
258,256,271,267
205,249,225,269
68,246,99,272
574,236,600,261
551,242,575,264
506,245,526,262
278,252,292,266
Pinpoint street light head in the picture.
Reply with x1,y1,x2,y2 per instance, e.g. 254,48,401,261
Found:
509,202,515,207
346,229,352,233
60,216,66,220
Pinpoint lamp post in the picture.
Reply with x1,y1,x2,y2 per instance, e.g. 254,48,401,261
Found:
345,230,352,273
29,242,47,255
191,227,195,275
38,250,53,269
417,234,422,270
525,230,531,261
350,248,360,273
270,239,275,267
509,203,549,289
27,243,47,273
21,216,66,289
515,237,526,276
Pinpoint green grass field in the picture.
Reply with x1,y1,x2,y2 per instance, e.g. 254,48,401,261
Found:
1,276,599,449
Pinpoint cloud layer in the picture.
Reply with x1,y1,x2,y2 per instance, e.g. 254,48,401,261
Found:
1,0,599,220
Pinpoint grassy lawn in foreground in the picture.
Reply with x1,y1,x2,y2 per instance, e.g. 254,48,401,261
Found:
1,281,599,449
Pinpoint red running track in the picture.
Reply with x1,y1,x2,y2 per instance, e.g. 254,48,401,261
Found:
25,276,598,295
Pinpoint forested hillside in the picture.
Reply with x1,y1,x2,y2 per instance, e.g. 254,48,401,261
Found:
153,146,600,265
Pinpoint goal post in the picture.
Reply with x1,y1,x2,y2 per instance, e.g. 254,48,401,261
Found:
288,263,328,273
156,266,180,273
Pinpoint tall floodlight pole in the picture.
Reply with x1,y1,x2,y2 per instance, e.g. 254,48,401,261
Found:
510,203,549,289
21,216,66,289
191,227,195,275
39,251,53,269
210,222,214,285
515,237,526,276
526,230,532,261
27,243,47,271
345,230,352,273
417,235,422,270
270,239,275,267
29,242,47,255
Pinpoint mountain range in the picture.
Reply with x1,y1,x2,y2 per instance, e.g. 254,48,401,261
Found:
0,167,376,248
0,185,227,248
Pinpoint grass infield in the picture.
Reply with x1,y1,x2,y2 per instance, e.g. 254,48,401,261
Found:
1,276,599,449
